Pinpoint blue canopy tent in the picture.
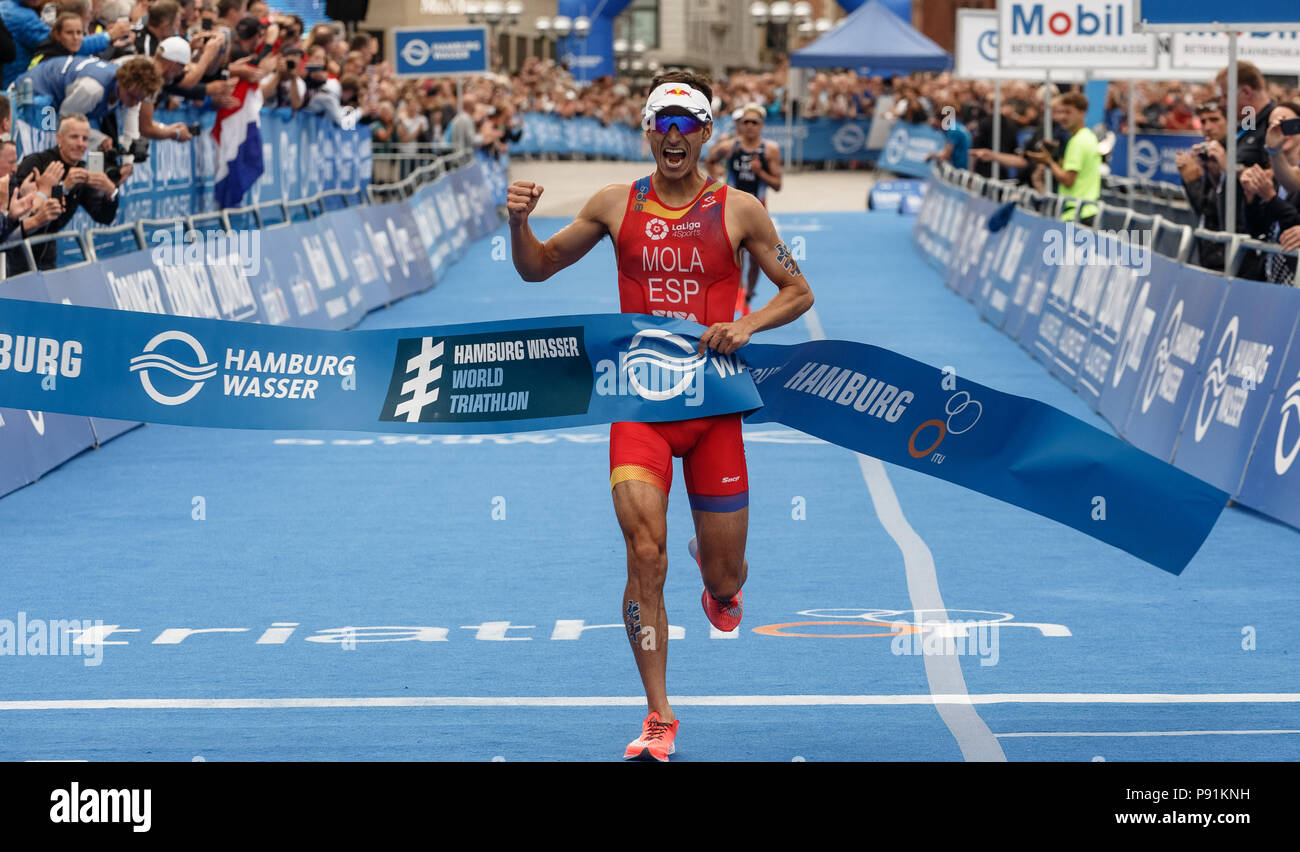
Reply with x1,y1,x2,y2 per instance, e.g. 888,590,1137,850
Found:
790,0,953,73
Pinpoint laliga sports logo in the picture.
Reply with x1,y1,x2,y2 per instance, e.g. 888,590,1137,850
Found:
129,331,218,406
1140,298,1183,414
977,28,998,63
645,218,669,241
1276,375,1300,476
832,124,865,155
624,328,706,401
884,128,909,166
1194,316,1238,443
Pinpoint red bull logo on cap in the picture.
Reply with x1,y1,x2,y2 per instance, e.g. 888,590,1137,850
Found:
665,88,690,96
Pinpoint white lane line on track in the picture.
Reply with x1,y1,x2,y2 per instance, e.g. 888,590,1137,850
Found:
804,305,1006,762
997,730,1300,738
4,695,1300,711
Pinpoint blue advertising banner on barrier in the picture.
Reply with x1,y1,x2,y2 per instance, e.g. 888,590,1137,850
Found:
1077,263,1144,410
1000,215,1054,342
1237,337,1300,526
1172,282,1300,495
41,263,112,310
13,104,369,224
977,212,1037,329
393,26,489,77
912,173,1300,533
944,197,997,294
879,122,947,178
1122,261,1229,462
869,179,926,211
1108,133,1201,182
320,208,393,313
1097,263,1177,429
407,184,449,287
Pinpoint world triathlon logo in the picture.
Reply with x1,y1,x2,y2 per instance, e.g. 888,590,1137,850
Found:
645,218,669,241
623,328,706,401
129,330,218,406
391,337,445,422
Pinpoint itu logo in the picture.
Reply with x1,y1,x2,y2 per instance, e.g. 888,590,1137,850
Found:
623,328,706,401
977,28,998,63
907,390,983,460
645,217,669,241
129,330,217,406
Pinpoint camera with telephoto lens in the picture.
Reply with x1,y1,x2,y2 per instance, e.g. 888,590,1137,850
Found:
103,139,152,182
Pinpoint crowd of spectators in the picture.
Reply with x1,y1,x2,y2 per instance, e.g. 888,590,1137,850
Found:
0,2,1291,280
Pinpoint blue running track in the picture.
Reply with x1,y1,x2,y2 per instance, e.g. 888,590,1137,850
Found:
2,211,1298,761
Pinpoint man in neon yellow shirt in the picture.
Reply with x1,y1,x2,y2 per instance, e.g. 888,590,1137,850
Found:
1027,92,1100,224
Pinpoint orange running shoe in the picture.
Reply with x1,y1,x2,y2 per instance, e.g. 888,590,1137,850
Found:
688,537,744,632
623,711,679,761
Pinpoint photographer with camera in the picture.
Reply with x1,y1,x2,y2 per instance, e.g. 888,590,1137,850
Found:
1024,92,1101,224
8,112,127,269
1176,102,1229,268
261,44,303,110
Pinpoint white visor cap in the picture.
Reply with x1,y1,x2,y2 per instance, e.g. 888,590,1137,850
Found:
641,82,713,131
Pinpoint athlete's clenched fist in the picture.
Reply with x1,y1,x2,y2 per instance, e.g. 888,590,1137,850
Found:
507,180,544,227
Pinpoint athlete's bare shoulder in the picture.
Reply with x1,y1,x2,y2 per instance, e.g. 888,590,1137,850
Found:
577,182,631,230
725,185,769,232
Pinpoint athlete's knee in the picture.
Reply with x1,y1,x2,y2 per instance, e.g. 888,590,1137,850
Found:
625,529,668,580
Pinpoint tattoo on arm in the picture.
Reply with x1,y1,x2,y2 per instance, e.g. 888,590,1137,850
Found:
775,240,802,277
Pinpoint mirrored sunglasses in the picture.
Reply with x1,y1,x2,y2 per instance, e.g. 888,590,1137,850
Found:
653,113,704,135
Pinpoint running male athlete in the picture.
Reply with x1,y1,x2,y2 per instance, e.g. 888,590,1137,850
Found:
705,103,783,315
508,71,813,761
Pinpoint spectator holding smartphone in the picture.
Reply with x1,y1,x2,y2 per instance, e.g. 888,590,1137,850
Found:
1241,102,1300,284
9,113,126,269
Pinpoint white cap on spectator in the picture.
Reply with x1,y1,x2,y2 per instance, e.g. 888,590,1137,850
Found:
160,37,192,65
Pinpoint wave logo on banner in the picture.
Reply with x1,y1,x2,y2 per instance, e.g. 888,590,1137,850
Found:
832,124,867,155
129,331,218,406
624,329,707,401
1193,316,1242,443
1277,375,1300,476
1139,298,1183,413
885,128,909,166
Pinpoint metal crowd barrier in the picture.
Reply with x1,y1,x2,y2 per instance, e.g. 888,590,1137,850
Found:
935,165,1292,285
0,149,481,280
